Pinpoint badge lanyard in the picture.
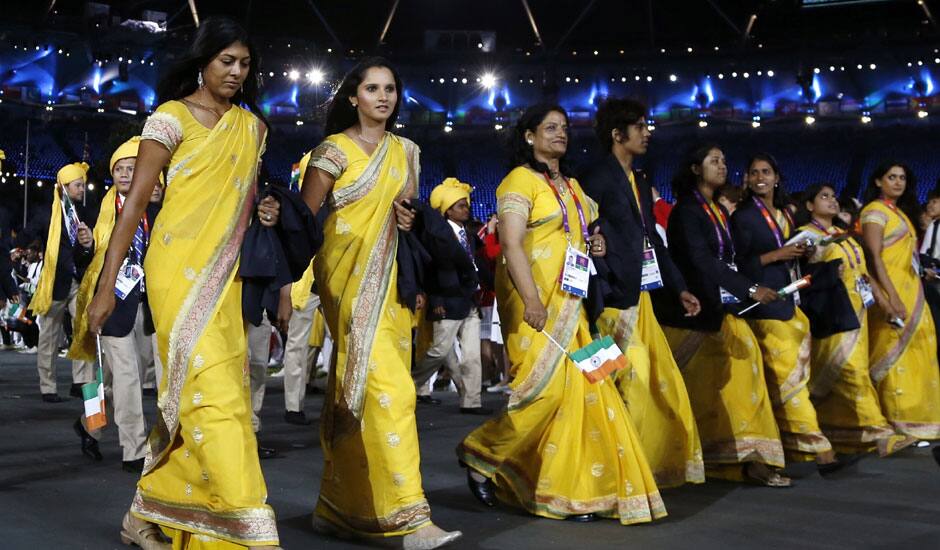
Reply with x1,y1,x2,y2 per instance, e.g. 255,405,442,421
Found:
810,219,861,269
628,172,653,248
752,196,791,248
116,195,151,249
879,199,919,274
543,173,590,250
694,190,735,261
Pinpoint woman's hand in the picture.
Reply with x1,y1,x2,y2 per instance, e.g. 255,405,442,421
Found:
87,287,117,335
257,196,280,227
393,200,415,231
772,243,805,262
77,223,93,248
586,227,606,257
888,292,908,321
523,297,548,331
415,292,426,311
275,284,292,333
752,286,779,304
679,290,701,317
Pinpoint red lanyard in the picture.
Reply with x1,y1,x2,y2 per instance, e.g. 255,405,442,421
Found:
543,173,590,245
694,190,735,260
116,194,150,244
810,219,861,268
752,197,790,248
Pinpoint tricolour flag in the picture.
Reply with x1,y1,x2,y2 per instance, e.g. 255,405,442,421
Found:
83,348,107,431
568,335,628,384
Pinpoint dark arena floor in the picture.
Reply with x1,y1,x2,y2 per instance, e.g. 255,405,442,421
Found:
2,351,939,550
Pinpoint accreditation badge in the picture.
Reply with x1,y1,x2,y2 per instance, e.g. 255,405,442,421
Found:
639,242,664,291
561,245,591,298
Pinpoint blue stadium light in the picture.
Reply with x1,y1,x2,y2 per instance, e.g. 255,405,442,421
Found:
812,74,822,102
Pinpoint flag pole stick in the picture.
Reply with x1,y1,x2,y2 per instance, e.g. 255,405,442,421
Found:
539,329,572,361
737,300,761,316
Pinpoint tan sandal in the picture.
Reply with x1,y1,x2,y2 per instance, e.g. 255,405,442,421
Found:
120,512,170,549
745,462,792,488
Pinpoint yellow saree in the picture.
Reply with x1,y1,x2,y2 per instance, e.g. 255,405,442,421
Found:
861,201,940,439
129,100,278,547
309,132,431,537
457,167,665,525
800,224,899,453
664,314,785,480
747,210,832,461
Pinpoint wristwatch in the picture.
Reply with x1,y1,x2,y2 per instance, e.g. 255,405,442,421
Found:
748,284,759,299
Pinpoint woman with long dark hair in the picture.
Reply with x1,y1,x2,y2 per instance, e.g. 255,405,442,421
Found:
456,104,666,524
860,162,940,440
731,154,839,470
299,57,461,548
87,17,281,549
659,144,788,486
797,184,914,456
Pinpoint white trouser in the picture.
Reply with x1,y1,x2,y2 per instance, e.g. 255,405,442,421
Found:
412,309,483,408
247,312,271,433
283,295,319,413
36,280,94,394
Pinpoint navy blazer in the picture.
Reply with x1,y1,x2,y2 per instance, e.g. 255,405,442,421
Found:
580,156,685,309
654,195,756,331
730,199,797,321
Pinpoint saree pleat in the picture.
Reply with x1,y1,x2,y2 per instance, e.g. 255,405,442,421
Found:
130,101,278,547
457,167,665,525
598,293,704,488
311,133,431,537
748,309,833,461
861,202,940,439
664,314,784,480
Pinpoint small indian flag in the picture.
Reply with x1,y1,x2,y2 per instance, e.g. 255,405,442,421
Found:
569,335,628,383
83,337,107,431
289,162,301,192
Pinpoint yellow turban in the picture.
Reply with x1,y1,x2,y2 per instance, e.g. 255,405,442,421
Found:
110,136,141,173
429,177,473,215
56,162,89,185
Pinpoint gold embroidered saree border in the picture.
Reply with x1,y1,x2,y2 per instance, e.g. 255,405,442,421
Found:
131,490,278,546
809,318,864,399
870,288,925,384
317,496,431,535
700,437,786,468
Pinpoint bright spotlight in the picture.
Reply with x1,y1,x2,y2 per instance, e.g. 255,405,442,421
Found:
698,120,708,128
751,121,761,128
308,69,325,84
443,125,454,133
288,70,300,81
804,115,816,125
88,183,95,191
917,110,929,119
481,73,497,89
669,74,677,82
767,70,775,77
861,115,871,124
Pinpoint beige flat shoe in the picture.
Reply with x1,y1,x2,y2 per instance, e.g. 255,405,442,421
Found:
120,512,171,549
402,523,462,550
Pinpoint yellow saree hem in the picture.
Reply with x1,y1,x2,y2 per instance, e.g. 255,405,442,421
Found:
131,492,278,547
315,497,431,537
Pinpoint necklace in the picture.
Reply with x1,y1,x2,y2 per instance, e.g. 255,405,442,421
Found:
356,132,381,145
182,97,226,119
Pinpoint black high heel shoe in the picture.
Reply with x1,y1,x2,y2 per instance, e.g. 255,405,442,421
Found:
464,467,496,507
565,513,598,523
73,418,102,461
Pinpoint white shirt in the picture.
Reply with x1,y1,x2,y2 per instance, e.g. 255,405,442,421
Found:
920,219,940,262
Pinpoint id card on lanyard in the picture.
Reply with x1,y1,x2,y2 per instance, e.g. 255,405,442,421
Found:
812,220,874,309
544,173,593,298
113,195,149,300
694,191,739,303
629,172,663,291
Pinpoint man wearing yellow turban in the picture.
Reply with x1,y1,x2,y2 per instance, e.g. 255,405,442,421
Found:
70,137,158,472
413,177,490,414
30,162,95,402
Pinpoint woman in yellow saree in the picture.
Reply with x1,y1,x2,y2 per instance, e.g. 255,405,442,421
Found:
797,184,912,455
457,104,665,525
300,58,461,549
87,18,280,550
860,162,940,440
731,154,839,469
659,145,787,486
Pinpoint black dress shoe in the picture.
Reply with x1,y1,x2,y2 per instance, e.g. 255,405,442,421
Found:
258,446,279,459
284,410,312,425
416,395,441,405
69,383,84,398
73,418,102,461
460,407,493,415
565,513,598,523
931,445,940,467
122,458,145,473
42,393,63,403
818,453,863,478
466,469,496,507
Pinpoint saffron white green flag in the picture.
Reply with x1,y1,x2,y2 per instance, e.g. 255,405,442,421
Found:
568,335,627,384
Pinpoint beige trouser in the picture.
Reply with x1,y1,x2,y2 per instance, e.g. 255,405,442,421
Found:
283,295,319,413
151,333,163,391
36,280,94,395
247,312,271,433
93,303,149,461
412,309,482,408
